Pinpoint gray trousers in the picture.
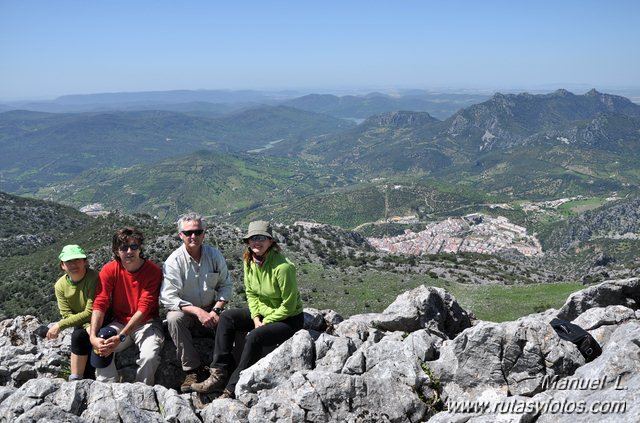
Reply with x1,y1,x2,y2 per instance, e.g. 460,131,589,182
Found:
96,318,164,385
166,310,215,371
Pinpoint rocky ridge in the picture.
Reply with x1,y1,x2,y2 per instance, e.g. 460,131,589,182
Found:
445,89,640,152
1,278,639,422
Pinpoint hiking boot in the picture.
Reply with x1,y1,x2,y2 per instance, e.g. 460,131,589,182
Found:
217,388,235,400
180,371,198,393
180,366,209,393
191,367,227,394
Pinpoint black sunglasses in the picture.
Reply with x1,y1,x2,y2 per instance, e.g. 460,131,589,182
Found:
248,235,271,242
118,243,140,252
181,229,204,237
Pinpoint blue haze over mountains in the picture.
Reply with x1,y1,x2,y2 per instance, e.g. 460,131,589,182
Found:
0,89,489,120
1,88,639,220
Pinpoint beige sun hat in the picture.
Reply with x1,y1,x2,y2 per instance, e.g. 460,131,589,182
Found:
242,220,273,242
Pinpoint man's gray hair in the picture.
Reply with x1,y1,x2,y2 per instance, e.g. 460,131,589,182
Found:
177,212,206,231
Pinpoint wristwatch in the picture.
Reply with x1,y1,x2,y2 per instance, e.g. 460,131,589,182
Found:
119,333,127,343
213,307,224,315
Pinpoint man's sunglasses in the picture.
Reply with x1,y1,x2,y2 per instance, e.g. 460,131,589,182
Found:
248,235,271,242
119,243,140,252
181,229,204,237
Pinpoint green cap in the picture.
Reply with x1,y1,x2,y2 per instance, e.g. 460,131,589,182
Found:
58,244,87,262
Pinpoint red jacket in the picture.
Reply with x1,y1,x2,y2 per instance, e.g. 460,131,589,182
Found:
94,259,161,324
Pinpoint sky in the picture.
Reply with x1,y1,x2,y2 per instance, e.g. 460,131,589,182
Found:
1,0,639,101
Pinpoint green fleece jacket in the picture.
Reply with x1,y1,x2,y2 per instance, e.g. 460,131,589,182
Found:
54,268,98,330
244,249,303,324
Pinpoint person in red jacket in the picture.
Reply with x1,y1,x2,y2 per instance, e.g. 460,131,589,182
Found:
89,227,164,385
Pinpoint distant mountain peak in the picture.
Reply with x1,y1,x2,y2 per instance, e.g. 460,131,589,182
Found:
363,92,389,98
583,89,638,113
585,88,602,96
365,110,439,128
490,92,509,100
551,88,574,97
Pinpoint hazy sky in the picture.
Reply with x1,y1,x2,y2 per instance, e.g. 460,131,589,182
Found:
1,0,639,100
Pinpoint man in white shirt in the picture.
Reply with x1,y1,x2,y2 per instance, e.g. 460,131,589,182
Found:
160,212,233,392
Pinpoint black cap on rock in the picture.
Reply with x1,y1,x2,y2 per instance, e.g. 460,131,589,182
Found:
90,326,117,369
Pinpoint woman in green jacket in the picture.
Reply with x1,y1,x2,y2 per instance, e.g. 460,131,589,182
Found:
46,244,98,380
192,221,303,398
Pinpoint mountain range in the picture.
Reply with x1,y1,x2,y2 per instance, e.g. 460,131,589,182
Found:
0,106,352,192
0,89,489,119
1,88,639,229
298,89,640,168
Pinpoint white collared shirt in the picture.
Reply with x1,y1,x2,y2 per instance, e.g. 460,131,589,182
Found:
160,244,233,310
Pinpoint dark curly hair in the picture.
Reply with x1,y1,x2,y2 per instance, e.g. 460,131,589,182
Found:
111,227,145,261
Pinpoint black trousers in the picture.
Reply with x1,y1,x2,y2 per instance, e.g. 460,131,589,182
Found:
211,308,304,391
70,327,92,355
70,327,95,379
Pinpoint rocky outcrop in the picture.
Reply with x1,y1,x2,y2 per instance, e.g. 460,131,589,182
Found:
556,277,640,320
429,315,584,401
428,278,640,423
366,111,439,129
0,314,215,391
1,279,639,422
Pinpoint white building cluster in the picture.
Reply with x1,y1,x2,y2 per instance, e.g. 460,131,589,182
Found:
79,203,109,217
368,213,542,257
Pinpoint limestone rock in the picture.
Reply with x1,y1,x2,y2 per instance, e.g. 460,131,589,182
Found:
154,385,201,422
0,378,62,421
314,332,357,373
1,279,638,421
534,321,640,422
15,402,85,423
200,397,249,423
429,316,584,401
557,277,640,320
236,330,315,406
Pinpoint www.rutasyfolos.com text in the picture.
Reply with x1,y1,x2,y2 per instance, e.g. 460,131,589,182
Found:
446,397,626,415
446,374,629,415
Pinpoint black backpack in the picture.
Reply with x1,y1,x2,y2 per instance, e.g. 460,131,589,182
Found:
550,318,602,362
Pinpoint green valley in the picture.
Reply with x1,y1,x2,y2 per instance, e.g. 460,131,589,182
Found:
1,88,639,324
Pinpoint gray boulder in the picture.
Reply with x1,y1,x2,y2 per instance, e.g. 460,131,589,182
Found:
236,329,437,422
52,378,92,415
403,328,448,362
154,385,201,422
381,285,472,337
334,285,471,343
0,386,14,403
534,320,640,422
557,277,640,320
0,316,59,386
427,279,640,423
314,332,357,373
14,402,85,423
236,330,316,406
200,397,249,423
429,316,584,401
0,378,61,421
81,381,163,422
